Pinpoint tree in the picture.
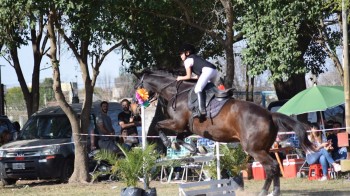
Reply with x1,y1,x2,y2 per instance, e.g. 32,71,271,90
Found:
112,1,244,89
46,0,125,183
5,78,54,112
5,87,26,111
111,1,206,73
0,0,50,117
40,78,55,105
238,0,339,99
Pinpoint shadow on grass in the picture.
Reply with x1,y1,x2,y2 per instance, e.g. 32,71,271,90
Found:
2,179,63,189
282,190,350,196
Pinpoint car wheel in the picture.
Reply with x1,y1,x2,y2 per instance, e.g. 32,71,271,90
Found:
59,159,74,183
1,178,17,186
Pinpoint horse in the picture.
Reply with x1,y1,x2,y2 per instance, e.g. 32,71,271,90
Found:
135,70,313,196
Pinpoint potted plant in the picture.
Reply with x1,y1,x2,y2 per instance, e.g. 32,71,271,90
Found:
94,143,158,196
204,144,248,189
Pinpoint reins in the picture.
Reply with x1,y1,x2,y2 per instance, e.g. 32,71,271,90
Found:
170,81,191,111
138,72,192,111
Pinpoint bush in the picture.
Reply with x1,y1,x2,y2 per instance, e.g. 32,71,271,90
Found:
205,144,248,179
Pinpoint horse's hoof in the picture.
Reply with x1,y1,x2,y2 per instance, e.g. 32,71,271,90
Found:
258,190,268,196
171,142,180,151
271,187,280,196
267,192,280,196
198,146,208,154
159,131,171,148
180,142,197,153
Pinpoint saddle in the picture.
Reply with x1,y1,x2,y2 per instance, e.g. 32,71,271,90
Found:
187,83,234,119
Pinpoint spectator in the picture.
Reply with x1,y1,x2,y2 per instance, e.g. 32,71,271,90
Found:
0,120,8,133
308,123,322,146
118,99,140,150
12,121,20,132
0,130,11,146
96,101,120,154
305,124,341,181
327,121,347,161
12,121,20,140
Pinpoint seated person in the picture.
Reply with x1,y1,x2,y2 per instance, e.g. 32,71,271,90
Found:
308,123,323,145
0,120,8,133
96,101,121,154
327,121,347,161
121,129,138,151
118,99,140,150
0,130,11,146
305,123,341,181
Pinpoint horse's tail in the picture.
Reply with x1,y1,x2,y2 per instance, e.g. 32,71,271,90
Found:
271,112,313,151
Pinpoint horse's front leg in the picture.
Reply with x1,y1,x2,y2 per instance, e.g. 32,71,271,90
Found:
156,119,185,148
176,132,197,153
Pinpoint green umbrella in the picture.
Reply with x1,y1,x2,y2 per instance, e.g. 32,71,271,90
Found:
277,85,344,115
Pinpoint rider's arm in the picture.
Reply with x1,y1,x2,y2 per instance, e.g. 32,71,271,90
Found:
177,66,192,81
119,120,137,129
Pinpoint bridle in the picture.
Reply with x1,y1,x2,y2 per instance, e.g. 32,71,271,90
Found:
135,73,191,110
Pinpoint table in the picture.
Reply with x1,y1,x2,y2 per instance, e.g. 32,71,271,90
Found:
157,155,214,183
270,146,293,177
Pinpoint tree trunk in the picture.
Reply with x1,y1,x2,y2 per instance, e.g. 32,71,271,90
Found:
274,73,308,122
9,48,34,117
273,73,306,100
47,8,89,183
225,45,235,88
68,65,94,183
221,0,235,88
8,17,45,118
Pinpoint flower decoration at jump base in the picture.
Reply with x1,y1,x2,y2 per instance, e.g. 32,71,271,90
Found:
135,88,150,107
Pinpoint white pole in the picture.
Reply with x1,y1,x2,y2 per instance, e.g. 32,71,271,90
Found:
216,142,221,180
320,111,327,142
342,0,350,134
141,106,146,149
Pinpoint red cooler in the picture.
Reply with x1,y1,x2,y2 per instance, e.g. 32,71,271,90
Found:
252,161,266,180
283,154,305,178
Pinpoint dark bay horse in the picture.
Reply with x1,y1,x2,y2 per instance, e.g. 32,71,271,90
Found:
136,70,312,196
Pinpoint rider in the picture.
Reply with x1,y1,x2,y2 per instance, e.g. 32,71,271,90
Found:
176,43,218,117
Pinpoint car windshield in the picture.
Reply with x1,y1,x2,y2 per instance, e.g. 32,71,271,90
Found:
20,115,72,139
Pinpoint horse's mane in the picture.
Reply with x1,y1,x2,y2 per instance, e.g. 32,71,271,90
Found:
140,68,196,85
141,69,175,77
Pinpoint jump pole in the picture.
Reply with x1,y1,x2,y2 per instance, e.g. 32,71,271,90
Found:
141,106,146,150
216,141,221,180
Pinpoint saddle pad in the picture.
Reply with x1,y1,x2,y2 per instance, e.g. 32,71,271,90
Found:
187,83,229,118
207,98,229,118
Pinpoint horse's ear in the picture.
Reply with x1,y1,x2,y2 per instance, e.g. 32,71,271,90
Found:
133,71,142,79
133,67,151,79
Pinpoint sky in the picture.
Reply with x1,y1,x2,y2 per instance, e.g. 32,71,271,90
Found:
0,45,123,88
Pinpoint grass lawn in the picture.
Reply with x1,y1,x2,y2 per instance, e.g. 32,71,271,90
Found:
1,177,350,196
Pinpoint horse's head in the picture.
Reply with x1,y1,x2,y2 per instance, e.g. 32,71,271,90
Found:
134,69,194,104
134,69,157,100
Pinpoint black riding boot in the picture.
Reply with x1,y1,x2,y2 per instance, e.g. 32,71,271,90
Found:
197,92,206,117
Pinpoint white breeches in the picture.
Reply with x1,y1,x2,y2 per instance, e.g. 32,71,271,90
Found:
194,67,218,93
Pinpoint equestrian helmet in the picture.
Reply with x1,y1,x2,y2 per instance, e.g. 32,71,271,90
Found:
179,43,196,55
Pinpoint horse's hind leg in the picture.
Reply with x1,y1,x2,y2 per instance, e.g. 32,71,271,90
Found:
159,131,171,147
249,150,280,196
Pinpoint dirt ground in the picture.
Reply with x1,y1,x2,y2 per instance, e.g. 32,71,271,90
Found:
1,177,350,196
